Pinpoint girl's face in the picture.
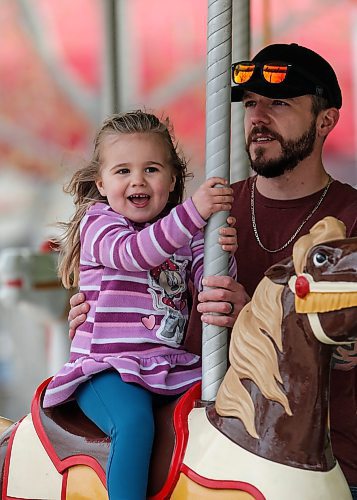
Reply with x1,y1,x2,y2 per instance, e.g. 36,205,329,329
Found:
96,133,176,223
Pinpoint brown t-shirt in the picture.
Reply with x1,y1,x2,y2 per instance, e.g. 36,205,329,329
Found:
184,176,357,484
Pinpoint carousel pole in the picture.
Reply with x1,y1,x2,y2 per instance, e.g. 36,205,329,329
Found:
230,0,251,183
101,0,131,118
201,0,233,402
102,0,120,116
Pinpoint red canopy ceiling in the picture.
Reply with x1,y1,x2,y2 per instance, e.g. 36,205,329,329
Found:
0,0,355,179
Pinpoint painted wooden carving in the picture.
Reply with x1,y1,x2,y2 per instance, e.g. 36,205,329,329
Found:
0,217,356,499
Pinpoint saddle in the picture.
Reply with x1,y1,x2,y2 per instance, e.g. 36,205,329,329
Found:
31,378,201,498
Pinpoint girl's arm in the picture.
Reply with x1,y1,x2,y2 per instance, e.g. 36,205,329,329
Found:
81,200,206,271
81,177,233,272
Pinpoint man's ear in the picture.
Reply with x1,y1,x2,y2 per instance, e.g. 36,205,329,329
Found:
317,108,339,138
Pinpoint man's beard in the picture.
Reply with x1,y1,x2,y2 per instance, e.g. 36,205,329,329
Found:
246,119,317,178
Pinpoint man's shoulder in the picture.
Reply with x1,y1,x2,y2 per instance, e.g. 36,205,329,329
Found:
331,179,357,199
327,180,357,237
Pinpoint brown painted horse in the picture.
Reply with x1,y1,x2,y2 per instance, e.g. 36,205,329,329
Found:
0,216,356,499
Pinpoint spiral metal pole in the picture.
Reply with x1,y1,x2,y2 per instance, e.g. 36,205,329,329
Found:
201,0,233,401
230,0,251,183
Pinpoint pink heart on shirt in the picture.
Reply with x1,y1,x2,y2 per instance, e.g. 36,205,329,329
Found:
142,315,155,330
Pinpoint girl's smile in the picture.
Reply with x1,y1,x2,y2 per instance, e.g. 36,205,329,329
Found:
96,133,176,223
127,193,150,208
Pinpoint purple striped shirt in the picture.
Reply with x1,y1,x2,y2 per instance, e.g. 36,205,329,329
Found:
44,199,237,407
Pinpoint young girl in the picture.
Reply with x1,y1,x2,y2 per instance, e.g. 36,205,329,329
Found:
43,110,237,499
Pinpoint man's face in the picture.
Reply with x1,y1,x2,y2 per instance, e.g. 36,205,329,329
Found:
243,92,317,178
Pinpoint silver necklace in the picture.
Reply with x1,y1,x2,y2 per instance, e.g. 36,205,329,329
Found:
251,175,333,253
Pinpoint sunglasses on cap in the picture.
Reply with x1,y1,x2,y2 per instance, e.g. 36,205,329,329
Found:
232,61,294,85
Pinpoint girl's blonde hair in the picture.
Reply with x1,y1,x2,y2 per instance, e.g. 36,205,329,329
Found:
57,110,190,288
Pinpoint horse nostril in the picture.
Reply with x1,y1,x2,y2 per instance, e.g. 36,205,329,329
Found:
295,275,310,298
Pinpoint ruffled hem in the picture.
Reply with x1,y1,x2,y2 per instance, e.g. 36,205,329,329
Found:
43,352,201,408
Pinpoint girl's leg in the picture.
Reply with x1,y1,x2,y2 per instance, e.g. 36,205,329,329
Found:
76,371,154,500
350,486,357,500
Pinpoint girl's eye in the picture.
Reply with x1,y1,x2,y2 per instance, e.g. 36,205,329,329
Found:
312,251,328,267
117,168,130,175
145,166,159,173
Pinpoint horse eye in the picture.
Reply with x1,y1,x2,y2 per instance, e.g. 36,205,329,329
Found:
313,252,328,267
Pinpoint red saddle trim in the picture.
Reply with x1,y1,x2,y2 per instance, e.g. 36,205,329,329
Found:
31,377,107,488
181,464,266,499
2,419,23,500
149,381,201,499
31,378,201,498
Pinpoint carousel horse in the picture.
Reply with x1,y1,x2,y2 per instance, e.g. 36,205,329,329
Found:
0,216,356,500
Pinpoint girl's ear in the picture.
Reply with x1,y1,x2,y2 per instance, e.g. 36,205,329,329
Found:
317,108,339,138
96,178,106,196
169,174,176,192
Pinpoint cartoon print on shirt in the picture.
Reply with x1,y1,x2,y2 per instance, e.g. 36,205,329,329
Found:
147,258,188,344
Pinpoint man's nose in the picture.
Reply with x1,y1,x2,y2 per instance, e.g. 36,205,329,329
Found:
249,103,270,125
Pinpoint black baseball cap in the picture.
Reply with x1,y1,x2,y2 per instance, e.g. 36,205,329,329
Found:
231,43,342,109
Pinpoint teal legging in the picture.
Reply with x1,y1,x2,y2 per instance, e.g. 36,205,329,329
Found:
76,371,156,500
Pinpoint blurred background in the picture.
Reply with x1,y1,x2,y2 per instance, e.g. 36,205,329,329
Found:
0,0,356,419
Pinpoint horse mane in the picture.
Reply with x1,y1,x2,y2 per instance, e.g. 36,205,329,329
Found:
215,216,347,438
215,277,289,438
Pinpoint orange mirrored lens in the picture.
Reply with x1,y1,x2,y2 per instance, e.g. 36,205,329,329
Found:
262,64,288,83
233,63,255,84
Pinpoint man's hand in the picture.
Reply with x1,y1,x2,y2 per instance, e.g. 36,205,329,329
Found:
197,276,249,328
68,292,89,340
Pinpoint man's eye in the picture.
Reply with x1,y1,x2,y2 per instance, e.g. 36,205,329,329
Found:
272,100,288,106
243,100,255,108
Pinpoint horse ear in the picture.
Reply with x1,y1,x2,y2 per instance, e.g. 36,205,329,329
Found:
265,256,295,285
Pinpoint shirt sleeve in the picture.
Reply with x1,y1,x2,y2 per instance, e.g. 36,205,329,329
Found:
189,231,237,292
80,200,206,271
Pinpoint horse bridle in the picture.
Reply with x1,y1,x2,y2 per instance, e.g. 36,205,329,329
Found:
289,273,357,345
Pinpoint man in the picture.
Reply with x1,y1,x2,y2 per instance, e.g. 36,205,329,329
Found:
69,43,357,497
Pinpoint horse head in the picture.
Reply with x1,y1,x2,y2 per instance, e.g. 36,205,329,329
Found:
214,217,357,475
267,216,357,345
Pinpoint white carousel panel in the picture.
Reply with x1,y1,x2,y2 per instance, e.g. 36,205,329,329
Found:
7,413,62,500
183,408,351,500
